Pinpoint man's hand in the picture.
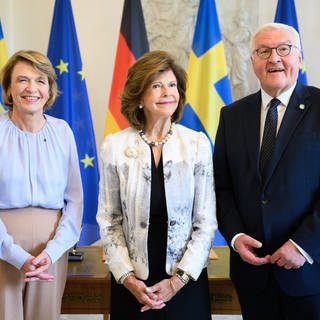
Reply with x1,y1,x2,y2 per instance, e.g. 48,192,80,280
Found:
234,234,270,265
270,240,306,269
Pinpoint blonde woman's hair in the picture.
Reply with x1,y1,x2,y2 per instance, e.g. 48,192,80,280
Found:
0,50,58,110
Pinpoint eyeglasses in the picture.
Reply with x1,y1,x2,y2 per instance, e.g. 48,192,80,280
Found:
254,44,298,59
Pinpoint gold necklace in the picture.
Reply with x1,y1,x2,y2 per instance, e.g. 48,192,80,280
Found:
139,124,173,147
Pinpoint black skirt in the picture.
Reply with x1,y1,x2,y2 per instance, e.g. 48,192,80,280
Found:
110,151,211,320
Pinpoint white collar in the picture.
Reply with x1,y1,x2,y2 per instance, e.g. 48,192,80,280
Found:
261,82,297,110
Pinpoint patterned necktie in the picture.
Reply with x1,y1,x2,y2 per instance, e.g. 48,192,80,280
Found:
260,98,281,180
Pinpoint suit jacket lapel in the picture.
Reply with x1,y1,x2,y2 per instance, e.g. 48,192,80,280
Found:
243,91,262,179
263,83,311,186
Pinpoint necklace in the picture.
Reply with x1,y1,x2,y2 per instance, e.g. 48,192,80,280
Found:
139,124,173,147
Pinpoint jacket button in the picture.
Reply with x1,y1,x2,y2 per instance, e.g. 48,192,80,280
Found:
261,199,269,205
140,222,147,228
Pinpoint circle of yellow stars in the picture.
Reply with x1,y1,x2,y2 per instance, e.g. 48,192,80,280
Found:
55,59,92,170
55,59,85,80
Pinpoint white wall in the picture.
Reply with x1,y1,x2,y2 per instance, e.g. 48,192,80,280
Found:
0,0,124,149
0,0,319,150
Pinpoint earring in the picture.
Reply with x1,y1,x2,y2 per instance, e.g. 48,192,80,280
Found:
139,105,143,109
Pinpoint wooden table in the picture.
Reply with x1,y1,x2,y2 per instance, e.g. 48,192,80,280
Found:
61,246,241,318
208,246,241,314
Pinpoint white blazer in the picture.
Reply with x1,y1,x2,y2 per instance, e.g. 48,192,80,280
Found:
97,124,217,282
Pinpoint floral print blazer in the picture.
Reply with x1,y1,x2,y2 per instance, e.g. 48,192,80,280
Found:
97,124,217,282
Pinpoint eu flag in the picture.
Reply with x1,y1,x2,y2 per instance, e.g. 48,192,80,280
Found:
274,0,308,84
0,19,8,112
46,0,99,245
180,0,232,245
104,0,149,136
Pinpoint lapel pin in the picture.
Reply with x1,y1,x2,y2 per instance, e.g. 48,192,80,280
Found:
298,104,305,110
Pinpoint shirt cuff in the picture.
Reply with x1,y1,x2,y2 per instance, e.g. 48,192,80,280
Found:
5,244,31,269
289,239,313,264
231,233,245,251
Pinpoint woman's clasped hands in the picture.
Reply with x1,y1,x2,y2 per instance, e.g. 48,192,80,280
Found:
21,251,54,282
123,275,185,312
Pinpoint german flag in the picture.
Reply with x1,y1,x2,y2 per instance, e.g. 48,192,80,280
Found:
104,0,149,136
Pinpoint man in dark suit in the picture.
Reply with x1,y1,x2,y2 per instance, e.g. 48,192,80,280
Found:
213,22,320,320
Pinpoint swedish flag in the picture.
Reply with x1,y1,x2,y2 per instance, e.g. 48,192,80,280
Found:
180,0,232,149
0,19,8,112
274,0,308,84
180,0,231,245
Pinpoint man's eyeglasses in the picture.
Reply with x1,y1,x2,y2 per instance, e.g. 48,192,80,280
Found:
254,44,299,59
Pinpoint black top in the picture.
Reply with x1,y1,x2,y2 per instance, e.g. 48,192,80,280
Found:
146,152,168,286
110,151,211,320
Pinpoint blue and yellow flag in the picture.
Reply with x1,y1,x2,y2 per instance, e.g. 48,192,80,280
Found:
180,0,232,149
46,0,100,245
0,19,8,112
274,0,307,84
180,0,231,245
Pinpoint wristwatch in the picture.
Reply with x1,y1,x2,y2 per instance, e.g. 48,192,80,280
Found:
176,269,190,284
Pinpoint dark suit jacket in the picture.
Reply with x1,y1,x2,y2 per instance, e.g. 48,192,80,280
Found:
213,82,320,296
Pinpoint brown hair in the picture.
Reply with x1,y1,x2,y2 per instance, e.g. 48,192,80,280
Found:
0,50,58,110
121,50,187,129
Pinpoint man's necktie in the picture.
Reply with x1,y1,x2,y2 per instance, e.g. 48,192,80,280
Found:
260,98,281,180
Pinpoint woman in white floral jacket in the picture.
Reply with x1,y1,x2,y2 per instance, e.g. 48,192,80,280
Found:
97,50,217,320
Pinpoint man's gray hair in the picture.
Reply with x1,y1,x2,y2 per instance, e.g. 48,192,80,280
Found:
250,22,301,53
